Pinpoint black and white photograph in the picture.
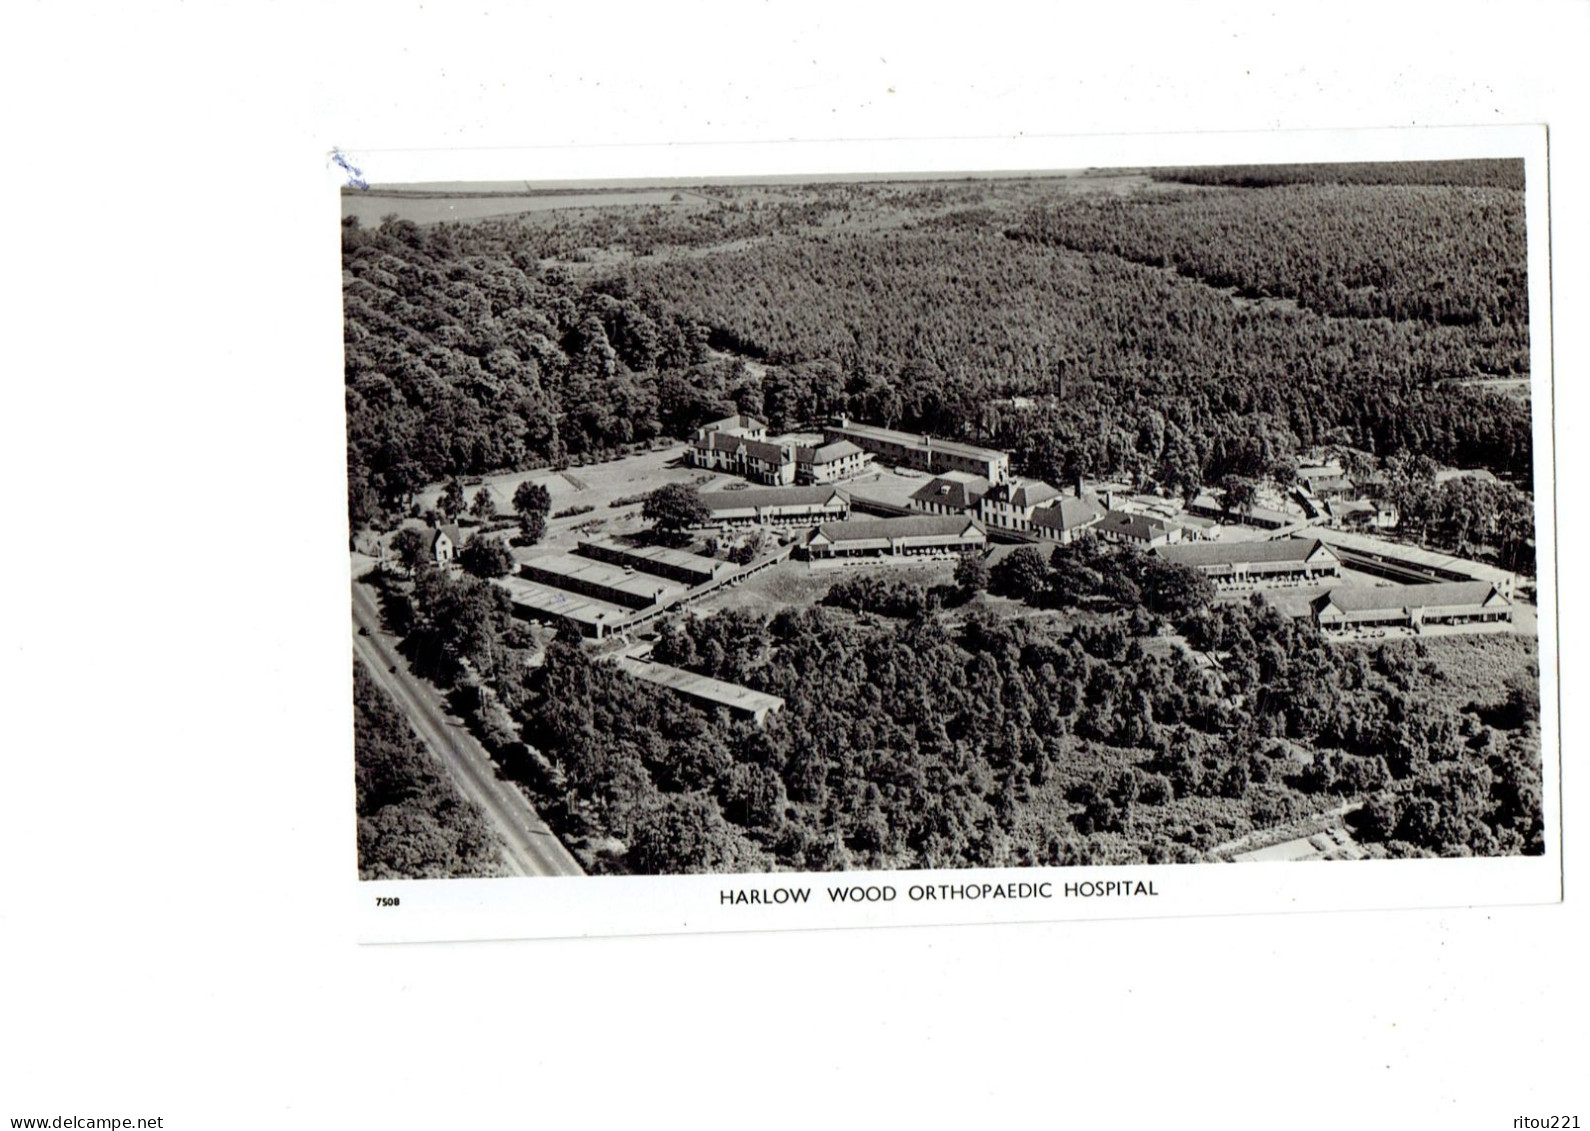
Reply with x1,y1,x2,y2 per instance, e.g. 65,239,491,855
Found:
342,140,1558,912
10,5,1590,1128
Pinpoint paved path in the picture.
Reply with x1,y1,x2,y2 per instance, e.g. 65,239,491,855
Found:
352,578,584,878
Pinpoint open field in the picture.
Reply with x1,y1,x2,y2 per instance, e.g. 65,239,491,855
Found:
1449,376,1531,402
342,189,700,227
689,556,956,619
411,443,744,554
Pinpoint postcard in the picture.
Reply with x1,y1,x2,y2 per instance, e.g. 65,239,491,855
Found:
336,125,1559,943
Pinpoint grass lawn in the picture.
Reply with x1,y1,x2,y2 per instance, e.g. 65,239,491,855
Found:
411,444,740,550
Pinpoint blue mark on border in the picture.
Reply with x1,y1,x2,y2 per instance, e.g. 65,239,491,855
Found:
333,150,368,190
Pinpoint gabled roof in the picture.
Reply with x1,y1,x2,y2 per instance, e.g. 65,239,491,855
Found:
432,524,462,547
1155,538,1336,568
808,439,863,464
1307,527,1517,588
702,486,847,511
1031,495,1106,532
982,478,1061,509
1097,511,1173,541
698,431,790,463
809,515,985,546
1314,581,1505,614
911,473,990,510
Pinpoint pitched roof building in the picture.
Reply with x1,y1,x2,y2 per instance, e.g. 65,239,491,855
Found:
430,524,463,565
795,439,869,483
1307,582,1512,632
1095,510,1181,547
911,471,991,515
1154,537,1342,585
1030,495,1107,544
700,485,850,527
695,413,768,440
823,417,1010,482
804,515,987,559
1307,527,1517,598
976,478,1063,533
691,430,797,485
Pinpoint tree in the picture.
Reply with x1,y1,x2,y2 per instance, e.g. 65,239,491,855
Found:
989,546,1049,599
626,792,761,874
1139,558,1217,620
1220,474,1259,517
391,528,427,573
438,478,467,520
955,552,990,594
642,483,710,540
728,530,766,565
512,480,552,544
458,535,515,579
470,487,496,521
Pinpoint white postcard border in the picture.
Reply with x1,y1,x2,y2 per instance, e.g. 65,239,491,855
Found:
337,123,1560,945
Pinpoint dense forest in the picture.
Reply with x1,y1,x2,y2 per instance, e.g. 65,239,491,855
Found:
516,586,1542,872
353,660,507,879
1010,184,1526,358
343,161,1535,537
1146,159,1525,190
346,162,1543,872
363,545,1543,874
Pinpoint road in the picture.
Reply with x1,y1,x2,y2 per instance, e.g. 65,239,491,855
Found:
351,577,584,877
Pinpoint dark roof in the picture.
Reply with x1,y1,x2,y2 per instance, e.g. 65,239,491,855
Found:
810,515,985,545
432,524,463,547
911,473,990,510
983,478,1061,509
702,486,847,511
1315,582,1505,614
1031,496,1105,532
698,431,790,463
1155,538,1335,568
1098,511,1173,541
